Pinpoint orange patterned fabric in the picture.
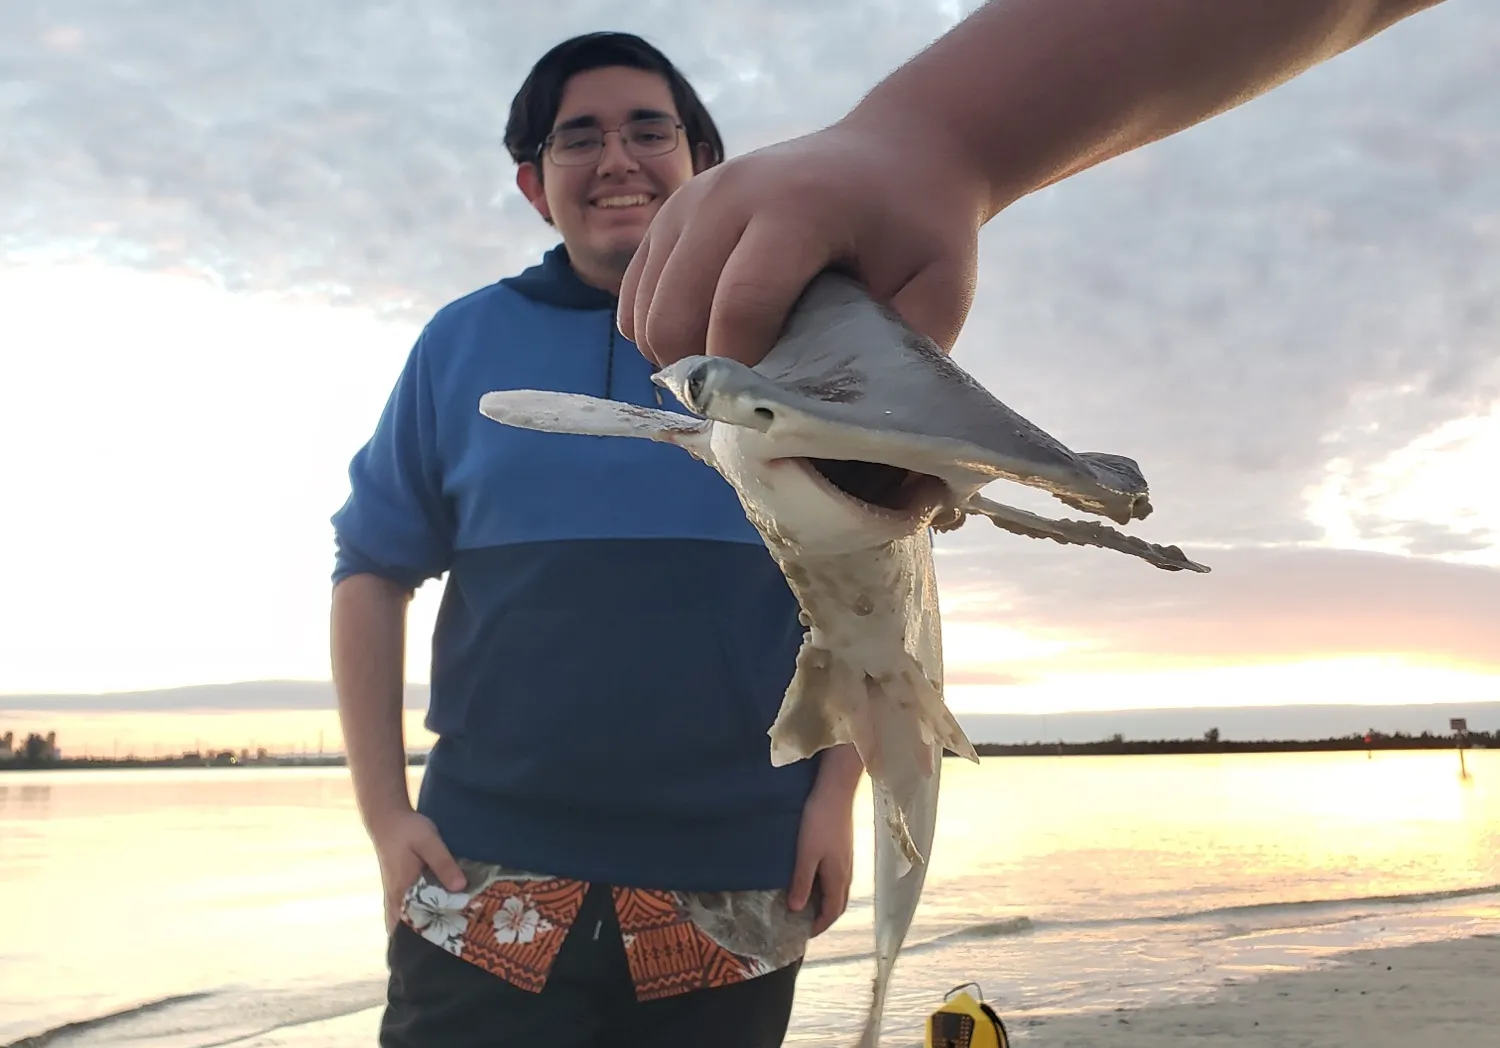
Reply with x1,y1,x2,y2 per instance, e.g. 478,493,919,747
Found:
461,878,588,993
399,866,799,1001
612,886,763,1000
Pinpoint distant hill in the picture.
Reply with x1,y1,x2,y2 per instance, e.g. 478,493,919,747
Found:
0,680,429,712
3,680,1494,744
959,704,1498,744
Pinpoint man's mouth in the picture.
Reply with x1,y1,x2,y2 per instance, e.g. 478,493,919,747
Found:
592,193,655,210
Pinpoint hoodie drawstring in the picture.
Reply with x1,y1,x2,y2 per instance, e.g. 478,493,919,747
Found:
608,316,663,405
605,320,616,400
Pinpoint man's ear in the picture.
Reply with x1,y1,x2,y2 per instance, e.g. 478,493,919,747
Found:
693,142,716,175
516,162,553,224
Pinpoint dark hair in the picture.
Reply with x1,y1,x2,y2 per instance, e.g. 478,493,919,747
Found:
503,32,725,173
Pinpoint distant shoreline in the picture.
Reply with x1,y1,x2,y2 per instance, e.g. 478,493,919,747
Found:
970,731,1490,757
0,732,1488,771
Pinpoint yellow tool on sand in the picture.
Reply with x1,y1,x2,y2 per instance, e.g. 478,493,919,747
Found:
926,982,1010,1048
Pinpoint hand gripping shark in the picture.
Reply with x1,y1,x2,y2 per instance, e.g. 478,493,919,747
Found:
478,271,1208,1046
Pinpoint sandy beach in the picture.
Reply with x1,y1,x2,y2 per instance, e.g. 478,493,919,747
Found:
1021,934,1500,1047
241,934,1500,1047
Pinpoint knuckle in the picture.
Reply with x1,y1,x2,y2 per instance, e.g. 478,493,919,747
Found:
643,306,705,358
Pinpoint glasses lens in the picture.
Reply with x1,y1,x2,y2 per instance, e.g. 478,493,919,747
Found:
622,117,678,156
548,128,601,164
547,119,678,165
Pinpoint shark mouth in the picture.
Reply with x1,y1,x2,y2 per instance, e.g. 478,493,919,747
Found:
803,458,949,517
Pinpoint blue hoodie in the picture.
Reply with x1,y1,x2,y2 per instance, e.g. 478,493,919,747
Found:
330,246,819,892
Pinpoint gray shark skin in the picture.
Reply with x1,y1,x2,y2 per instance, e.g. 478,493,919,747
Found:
476,270,1208,1045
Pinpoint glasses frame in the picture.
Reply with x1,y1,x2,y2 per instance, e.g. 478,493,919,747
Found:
539,117,687,168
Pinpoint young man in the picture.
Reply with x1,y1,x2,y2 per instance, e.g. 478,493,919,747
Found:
329,32,863,1048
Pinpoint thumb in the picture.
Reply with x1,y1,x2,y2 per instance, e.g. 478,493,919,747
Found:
788,850,819,913
883,251,978,356
413,827,466,893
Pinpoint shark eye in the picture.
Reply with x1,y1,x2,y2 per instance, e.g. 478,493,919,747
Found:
685,363,709,409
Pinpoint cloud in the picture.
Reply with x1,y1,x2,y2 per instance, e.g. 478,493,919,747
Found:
8,0,1490,553
935,538,1500,671
952,6,1500,547
3,0,1497,691
1,0,959,313
944,668,1030,687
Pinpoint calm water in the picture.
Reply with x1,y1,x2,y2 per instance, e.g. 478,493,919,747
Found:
3,751,1498,1047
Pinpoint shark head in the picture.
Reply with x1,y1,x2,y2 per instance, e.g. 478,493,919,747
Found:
654,356,953,555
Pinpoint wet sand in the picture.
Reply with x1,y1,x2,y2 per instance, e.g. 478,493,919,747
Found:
1022,934,1500,1046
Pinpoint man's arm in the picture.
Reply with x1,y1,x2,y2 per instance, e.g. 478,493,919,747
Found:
620,0,1448,367
849,0,1448,219
332,572,465,932
332,573,415,833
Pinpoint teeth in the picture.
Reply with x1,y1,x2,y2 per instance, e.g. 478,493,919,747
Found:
595,194,651,209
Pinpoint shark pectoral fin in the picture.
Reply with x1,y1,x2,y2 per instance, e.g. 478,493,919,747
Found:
961,494,1211,573
767,639,865,767
477,390,714,460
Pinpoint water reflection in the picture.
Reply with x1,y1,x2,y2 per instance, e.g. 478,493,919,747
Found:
0,753,1495,1047
0,783,53,812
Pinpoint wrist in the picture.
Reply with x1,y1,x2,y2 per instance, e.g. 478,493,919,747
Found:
360,792,415,838
812,743,865,800
837,97,997,225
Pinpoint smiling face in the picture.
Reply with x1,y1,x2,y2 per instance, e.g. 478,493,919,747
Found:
516,65,709,294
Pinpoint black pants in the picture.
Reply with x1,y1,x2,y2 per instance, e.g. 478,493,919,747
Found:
380,883,801,1047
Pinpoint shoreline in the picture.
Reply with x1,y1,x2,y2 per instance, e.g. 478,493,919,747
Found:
5,927,1496,1046
0,734,1488,771
1020,933,1500,1046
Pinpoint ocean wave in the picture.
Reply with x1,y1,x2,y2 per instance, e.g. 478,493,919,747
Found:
1,982,384,1048
1105,881,1500,929
3,993,213,1048
807,881,1500,968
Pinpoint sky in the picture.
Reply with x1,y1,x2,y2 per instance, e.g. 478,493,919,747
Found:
2,0,1497,719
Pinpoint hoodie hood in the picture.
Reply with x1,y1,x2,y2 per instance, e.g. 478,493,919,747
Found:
500,244,619,312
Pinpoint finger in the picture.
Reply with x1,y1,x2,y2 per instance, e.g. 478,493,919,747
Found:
414,832,467,893
883,249,979,355
640,204,753,367
703,214,840,366
787,854,818,913
617,229,653,352
626,221,686,364
812,908,834,937
385,886,405,936
811,875,845,938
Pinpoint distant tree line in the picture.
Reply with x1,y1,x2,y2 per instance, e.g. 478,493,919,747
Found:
965,727,1494,758
4,726,1491,771
0,732,60,767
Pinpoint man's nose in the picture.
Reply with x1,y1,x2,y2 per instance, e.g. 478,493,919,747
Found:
595,130,640,175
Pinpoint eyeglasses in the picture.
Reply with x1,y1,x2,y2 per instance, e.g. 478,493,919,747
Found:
541,117,685,167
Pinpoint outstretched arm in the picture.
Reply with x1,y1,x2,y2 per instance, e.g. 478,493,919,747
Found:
621,0,1447,368
851,0,1444,218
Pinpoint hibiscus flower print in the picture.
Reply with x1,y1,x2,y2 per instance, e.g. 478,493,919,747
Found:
405,880,473,956
493,894,553,945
